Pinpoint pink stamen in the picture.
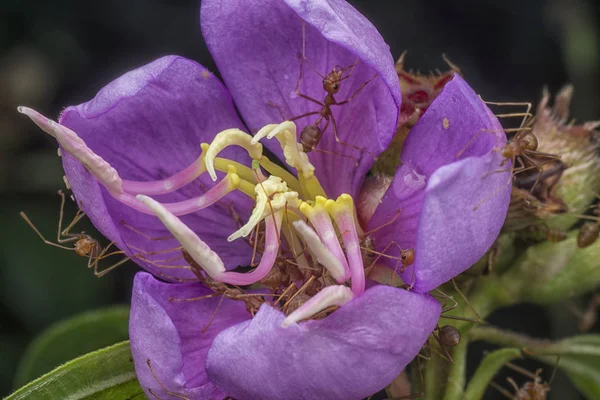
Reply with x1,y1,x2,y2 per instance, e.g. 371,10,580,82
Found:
303,203,351,280
18,106,123,194
332,206,365,296
119,176,236,216
292,220,346,283
281,285,354,328
121,155,205,196
216,211,283,285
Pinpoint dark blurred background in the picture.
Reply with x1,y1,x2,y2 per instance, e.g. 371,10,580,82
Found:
0,0,598,398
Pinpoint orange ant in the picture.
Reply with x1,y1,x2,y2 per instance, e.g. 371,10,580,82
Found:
491,355,559,400
20,190,130,277
270,22,378,160
485,101,561,192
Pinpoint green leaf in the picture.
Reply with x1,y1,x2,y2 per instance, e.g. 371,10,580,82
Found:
14,306,130,388
463,348,522,400
6,341,143,400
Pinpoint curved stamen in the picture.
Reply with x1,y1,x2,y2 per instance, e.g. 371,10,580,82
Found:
136,195,226,280
217,211,283,285
326,194,365,295
18,107,123,194
281,285,354,328
121,144,208,196
252,121,315,179
300,197,351,280
292,220,346,283
205,129,263,181
119,166,240,216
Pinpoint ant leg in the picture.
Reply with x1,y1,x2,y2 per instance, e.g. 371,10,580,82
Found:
327,114,375,163
56,190,87,241
489,380,516,399
482,100,532,130
202,294,225,333
339,57,360,79
335,73,378,106
282,275,315,312
297,21,325,81
146,359,190,400
451,278,483,322
395,354,425,399
267,101,288,121
288,110,322,123
121,220,173,241
20,212,77,250
363,209,402,236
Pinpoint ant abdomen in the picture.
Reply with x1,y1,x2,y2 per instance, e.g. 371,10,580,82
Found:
300,125,321,153
438,325,461,348
578,222,600,248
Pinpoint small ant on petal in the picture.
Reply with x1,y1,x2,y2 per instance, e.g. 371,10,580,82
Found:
269,22,378,163
20,190,130,277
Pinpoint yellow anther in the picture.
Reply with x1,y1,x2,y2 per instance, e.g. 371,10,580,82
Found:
205,129,263,181
314,195,328,208
225,165,241,189
324,194,355,217
325,194,363,236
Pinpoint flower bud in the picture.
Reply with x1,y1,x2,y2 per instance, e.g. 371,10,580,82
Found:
533,86,600,230
502,230,600,304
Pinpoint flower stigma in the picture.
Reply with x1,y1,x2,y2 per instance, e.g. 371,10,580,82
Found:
19,106,417,326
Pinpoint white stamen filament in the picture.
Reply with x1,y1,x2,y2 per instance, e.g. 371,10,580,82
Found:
281,285,354,328
292,220,346,283
136,194,226,279
252,121,315,179
205,129,263,181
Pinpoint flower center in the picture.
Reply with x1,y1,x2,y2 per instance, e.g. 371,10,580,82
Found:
19,106,415,326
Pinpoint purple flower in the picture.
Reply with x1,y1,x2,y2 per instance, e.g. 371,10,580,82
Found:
20,0,510,398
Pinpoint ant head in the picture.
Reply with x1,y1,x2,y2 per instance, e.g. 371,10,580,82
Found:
74,237,94,256
400,248,415,267
522,133,539,151
323,66,344,94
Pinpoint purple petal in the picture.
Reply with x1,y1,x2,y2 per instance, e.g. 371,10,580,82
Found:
130,272,250,399
368,75,510,292
206,285,440,400
410,152,510,292
201,0,400,199
401,74,506,176
59,56,255,280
